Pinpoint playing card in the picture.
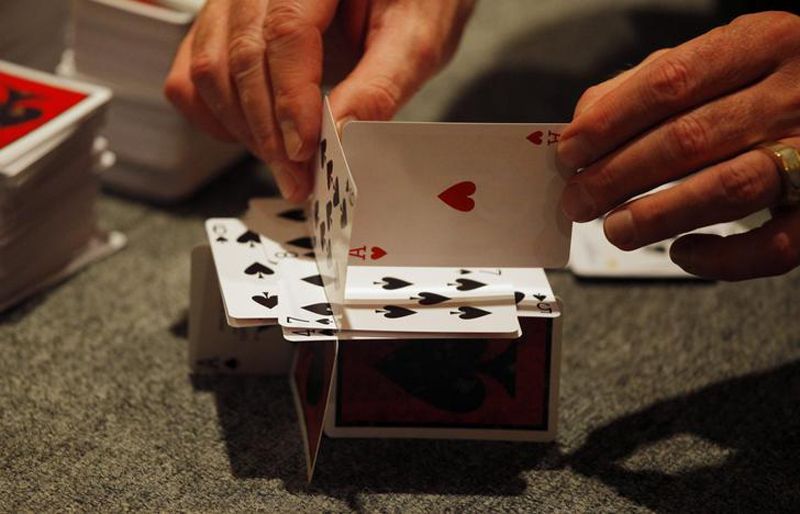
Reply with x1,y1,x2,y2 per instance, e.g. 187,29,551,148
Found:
205,218,282,326
281,326,522,343
277,256,336,330
278,259,521,335
189,245,293,375
346,265,560,318
290,338,338,482
342,122,570,268
307,97,358,327
0,60,110,176
325,315,561,441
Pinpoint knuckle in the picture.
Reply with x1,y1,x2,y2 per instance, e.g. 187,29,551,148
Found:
717,157,769,207
189,53,220,86
761,12,800,48
667,115,710,162
645,56,693,106
228,32,265,78
412,37,442,71
360,76,403,120
264,4,306,44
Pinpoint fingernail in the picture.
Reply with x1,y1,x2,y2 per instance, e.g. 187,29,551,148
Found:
561,182,597,221
604,209,636,247
280,121,303,161
336,115,357,137
273,166,297,200
557,134,591,171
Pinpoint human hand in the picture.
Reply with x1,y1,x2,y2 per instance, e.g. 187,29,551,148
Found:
558,11,800,281
164,0,475,202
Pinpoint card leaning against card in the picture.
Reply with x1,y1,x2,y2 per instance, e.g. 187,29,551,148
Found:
342,122,571,268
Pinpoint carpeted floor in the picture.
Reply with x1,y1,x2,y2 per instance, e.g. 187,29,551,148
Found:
2,1,799,512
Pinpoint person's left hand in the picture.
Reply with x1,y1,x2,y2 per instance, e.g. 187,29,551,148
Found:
557,11,800,281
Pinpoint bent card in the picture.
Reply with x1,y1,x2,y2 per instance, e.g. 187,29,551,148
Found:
290,338,338,482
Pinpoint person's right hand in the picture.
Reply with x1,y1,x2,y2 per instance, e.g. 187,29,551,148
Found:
164,0,476,202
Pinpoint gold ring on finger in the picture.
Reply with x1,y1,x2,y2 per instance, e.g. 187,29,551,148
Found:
757,141,800,206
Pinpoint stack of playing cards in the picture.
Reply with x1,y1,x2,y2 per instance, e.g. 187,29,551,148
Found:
0,0,68,72
189,98,571,480
59,0,243,202
0,61,126,311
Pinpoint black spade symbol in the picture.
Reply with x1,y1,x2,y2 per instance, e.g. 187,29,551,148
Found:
451,306,491,320
319,139,327,168
237,230,260,246
0,89,42,127
302,275,325,287
326,160,334,189
251,292,278,310
224,358,239,370
376,305,417,319
340,200,348,229
325,201,333,231
302,303,333,316
451,278,487,291
244,262,274,278
514,291,525,304
313,200,320,226
318,329,336,337
645,243,667,254
286,236,313,250
316,318,333,325
318,222,327,251
533,294,546,302
377,340,488,413
413,292,451,306
332,177,341,207
459,269,472,275
374,277,413,290
278,208,306,222
216,236,227,242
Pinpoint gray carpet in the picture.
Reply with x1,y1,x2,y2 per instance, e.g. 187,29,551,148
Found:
2,1,799,512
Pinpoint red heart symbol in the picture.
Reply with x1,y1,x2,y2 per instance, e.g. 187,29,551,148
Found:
370,246,387,260
527,131,543,145
438,181,476,212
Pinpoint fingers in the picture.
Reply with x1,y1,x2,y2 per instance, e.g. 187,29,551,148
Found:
264,0,339,162
329,2,471,124
189,0,256,149
573,48,670,118
669,207,800,281
228,0,313,201
558,12,798,171
561,68,797,222
164,27,236,142
603,143,787,250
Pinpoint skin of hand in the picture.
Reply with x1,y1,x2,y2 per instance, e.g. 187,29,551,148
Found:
164,0,476,202
557,11,800,281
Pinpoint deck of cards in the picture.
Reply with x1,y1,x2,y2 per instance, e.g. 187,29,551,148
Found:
61,0,243,202
0,61,125,312
189,97,570,480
